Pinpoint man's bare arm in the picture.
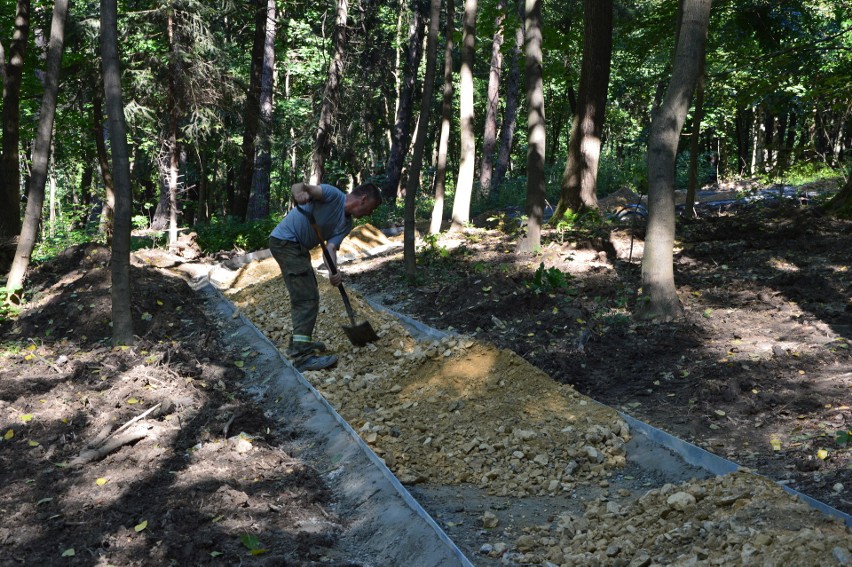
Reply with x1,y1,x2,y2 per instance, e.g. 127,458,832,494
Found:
291,183,325,205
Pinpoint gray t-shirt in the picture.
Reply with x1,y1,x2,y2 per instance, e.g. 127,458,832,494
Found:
270,184,353,249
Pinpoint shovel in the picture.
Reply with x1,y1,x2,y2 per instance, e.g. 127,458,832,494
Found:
305,212,379,347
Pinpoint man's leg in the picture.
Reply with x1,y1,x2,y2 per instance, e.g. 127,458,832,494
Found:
269,237,337,370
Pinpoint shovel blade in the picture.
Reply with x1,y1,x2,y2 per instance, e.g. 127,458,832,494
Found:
343,320,379,347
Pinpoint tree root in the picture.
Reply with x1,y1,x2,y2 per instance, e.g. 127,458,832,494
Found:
70,403,163,466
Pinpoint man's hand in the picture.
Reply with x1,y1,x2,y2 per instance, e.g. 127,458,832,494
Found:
326,243,342,286
291,183,324,205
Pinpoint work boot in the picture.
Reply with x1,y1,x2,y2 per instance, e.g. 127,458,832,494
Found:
295,354,338,371
287,338,328,356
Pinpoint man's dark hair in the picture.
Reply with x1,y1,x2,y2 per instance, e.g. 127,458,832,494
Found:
352,182,382,207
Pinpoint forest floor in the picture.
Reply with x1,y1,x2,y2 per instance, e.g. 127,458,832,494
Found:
1,179,851,566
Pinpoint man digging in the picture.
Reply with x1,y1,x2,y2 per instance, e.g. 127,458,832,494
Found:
269,181,382,371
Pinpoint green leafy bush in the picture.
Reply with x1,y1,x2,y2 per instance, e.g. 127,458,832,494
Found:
526,262,571,294
194,217,280,254
417,232,450,264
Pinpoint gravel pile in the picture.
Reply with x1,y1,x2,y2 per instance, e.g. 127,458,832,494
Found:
226,259,851,565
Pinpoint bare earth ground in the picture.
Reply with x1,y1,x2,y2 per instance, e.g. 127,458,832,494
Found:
1,181,851,566
0,247,359,566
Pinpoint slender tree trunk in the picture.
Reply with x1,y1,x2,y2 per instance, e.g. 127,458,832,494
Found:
552,0,612,221
430,0,454,234
751,105,764,175
405,0,442,278
451,0,477,229
637,0,711,322
517,0,545,252
248,0,277,221
101,0,134,346
684,69,705,218
493,0,524,192
93,94,116,240
150,9,181,242
195,146,209,224
735,108,748,175
0,0,30,240
479,0,505,197
310,0,348,184
383,3,426,202
235,0,268,219
6,0,67,293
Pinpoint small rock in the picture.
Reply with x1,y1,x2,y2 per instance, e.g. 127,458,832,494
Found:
606,543,621,557
481,511,499,529
667,491,697,510
515,534,536,552
833,547,851,566
479,543,493,555
628,551,652,567
233,438,253,454
533,454,549,466
833,483,844,493
563,460,579,476
513,429,537,440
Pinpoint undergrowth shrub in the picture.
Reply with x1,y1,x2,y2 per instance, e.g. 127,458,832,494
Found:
194,217,279,254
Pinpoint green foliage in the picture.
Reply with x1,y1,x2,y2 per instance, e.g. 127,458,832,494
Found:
676,151,718,190
0,287,23,323
526,262,571,295
417,233,450,265
597,149,648,197
194,217,279,254
33,230,100,263
132,215,150,230
777,162,842,186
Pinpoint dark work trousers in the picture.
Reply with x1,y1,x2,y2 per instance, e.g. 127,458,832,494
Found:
269,236,319,359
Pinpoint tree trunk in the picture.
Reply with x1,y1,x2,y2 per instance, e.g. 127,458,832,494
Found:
405,0,442,279
383,3,426,202
195,146,209,224
234,0,268,220
430,0,454,234
493,0,524,192
93,93,115,240
751,105,764,175
479,0,505,197
684,69,705,218
150,8,181,243
735,108,749,175
0,0,30,240
551,0,612,222
637,0,711,322
248,0,277,221
6,0,67,294
451,0,477,229
826,170,852,217
101,0,134,346
517,0,545,253
310,0,348,184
